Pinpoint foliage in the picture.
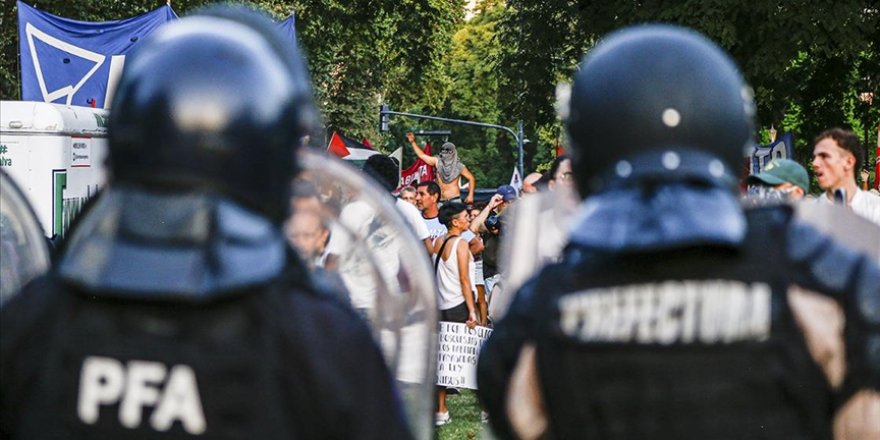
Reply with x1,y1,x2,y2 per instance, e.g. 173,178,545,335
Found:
294,0,460,145
497,0,879,189
2,0,877,189
0,0,459,143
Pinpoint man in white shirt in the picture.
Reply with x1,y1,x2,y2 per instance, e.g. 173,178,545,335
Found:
812,127,880,226
416,181,448,242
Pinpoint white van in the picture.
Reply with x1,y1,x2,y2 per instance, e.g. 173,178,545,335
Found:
0,101,108,239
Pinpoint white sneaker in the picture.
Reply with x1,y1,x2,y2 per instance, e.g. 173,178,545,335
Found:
435,411,451,426
481,410,490,424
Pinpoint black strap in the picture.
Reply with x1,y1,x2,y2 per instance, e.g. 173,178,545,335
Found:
434,235,458,274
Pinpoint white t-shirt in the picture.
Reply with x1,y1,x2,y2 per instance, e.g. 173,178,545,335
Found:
396,199,430,241
817,189,880,226
851,190,880,226
423,215,448,242
326,200,400,311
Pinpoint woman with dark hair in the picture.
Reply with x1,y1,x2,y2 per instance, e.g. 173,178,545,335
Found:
433,202,478,426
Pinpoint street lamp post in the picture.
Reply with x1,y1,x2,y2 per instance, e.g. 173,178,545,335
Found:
379,104,526,178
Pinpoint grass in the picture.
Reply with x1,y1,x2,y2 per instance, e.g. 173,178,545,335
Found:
437,389,488,440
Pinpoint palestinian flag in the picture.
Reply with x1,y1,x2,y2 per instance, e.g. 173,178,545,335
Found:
327,131,379,167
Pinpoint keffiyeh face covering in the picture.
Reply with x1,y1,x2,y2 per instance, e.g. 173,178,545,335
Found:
438,142,465,184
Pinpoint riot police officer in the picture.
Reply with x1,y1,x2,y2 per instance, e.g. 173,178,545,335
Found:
1,6,412,439
477,25,880,439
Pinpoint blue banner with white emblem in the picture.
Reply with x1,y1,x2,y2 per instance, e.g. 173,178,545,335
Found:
17,1,177,108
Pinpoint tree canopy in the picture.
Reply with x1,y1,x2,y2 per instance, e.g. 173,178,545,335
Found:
1,0,877,189
497,0,878,181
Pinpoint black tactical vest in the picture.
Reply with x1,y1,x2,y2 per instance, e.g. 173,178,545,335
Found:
533,207,833,439
6,279,323,440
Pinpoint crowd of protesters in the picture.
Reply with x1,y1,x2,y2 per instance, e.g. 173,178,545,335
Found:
323,123,880,429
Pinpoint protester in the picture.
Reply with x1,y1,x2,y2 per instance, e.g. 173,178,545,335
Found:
416,181,447,242
745,158,809,201
362,155,433,255
286,183,331,267
495,184,518,207
478,24,880,440
433,202,479,426
478,185,517,314
522,172,544,194
467,195,504,325
0,7,413,439
467,206,488,324
546,154,574,191
398,185,418,206
407,132,476,205
812,128,880,225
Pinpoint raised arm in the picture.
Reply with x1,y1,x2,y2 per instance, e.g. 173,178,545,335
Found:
471,194,503,234
406,132,437,166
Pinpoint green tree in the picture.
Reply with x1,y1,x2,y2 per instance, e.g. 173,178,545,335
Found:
439,0,511,187
294,0,460,145
1,0,461,146
496,0,879,188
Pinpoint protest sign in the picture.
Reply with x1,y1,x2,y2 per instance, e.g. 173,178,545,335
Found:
436,322,492,389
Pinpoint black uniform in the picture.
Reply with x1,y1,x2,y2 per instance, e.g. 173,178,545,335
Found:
0,260,411,439
1,6,413,439
478,205,880,439
477,24,880,440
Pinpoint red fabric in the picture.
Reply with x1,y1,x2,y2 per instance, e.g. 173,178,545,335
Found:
556,144,567,158
397,143,434,192
360,137,374,149
326,132,350,158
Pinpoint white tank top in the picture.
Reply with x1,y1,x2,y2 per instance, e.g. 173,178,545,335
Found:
436,236,475,311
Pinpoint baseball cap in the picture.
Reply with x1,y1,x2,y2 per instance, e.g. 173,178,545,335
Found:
746,159,809,193
497,185,518,201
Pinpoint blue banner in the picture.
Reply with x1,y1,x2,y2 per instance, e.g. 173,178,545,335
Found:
750,132,794,175
17,1,177,108
277,14,297,46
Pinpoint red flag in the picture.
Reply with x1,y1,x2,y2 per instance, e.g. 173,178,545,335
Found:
396,143,435,192
360,137,374,149
327,132,349,158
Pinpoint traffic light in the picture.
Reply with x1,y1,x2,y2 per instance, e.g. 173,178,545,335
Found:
379,104,390,132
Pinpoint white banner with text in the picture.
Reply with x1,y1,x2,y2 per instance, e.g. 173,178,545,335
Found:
435,322,492,389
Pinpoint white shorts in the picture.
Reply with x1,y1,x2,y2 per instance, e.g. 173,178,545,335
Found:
473,260,485,286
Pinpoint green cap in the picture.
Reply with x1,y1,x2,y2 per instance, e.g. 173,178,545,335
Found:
747,159,809,192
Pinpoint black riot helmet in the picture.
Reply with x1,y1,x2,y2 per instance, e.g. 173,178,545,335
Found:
108,5,317,223
55,6,318,297
566,25,755,197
